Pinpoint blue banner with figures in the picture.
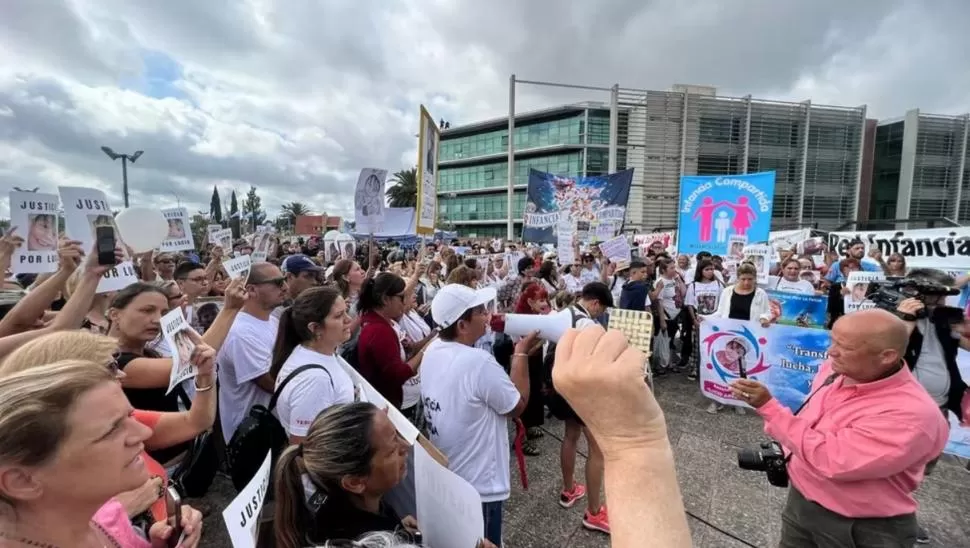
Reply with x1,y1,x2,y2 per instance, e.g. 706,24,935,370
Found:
677,171,776,255
766,290,828,330
522,168,634,244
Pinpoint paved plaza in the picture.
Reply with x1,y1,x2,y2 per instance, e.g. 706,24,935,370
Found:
199,373,970,547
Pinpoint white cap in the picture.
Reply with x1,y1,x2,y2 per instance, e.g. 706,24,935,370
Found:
432,284,497,329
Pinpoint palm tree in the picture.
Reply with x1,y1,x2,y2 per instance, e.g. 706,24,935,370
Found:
280,201,313,224
386,167,418,208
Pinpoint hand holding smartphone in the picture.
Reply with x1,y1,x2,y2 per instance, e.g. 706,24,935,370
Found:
165,486,184,548
95,226,117,266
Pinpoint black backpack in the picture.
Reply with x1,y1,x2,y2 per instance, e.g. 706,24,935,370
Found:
226,364,333,491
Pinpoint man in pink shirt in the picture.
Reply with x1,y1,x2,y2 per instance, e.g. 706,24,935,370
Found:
731,309,948,547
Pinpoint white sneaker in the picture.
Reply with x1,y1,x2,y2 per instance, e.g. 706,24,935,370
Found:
706,402,723,414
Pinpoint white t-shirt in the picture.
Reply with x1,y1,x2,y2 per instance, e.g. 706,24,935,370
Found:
420,339,521,502
216,312,278,443
685,280,722,316
397,313,429,410
770,277,816,295
686,268,725,285
654,277,682,319
274,345,356,437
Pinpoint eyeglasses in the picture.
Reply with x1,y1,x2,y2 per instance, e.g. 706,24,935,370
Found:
107,351,123,378
252,276,287,288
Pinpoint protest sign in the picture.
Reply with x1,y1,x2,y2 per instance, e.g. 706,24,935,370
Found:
58,186,137,293
161,307,197,395
8,191,59,274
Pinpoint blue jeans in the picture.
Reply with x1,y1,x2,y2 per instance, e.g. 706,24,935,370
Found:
482,501,504,546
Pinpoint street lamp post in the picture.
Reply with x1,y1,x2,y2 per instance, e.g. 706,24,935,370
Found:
100,147,144,208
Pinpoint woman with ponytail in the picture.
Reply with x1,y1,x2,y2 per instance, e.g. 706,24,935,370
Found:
273,402,418,548
270,286,356,444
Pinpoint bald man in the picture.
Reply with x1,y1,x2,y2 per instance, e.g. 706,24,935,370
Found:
731,309,948,548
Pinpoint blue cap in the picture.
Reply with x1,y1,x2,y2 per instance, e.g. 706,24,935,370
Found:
281,254,324,275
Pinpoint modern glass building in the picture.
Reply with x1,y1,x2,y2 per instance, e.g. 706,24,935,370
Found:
868,109,970,224
439,85,869,238
437,105,625,239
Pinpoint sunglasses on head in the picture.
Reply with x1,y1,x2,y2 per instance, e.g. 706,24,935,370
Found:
107,351,124,378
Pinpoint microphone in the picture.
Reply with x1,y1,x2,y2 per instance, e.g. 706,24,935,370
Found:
490,309,574,343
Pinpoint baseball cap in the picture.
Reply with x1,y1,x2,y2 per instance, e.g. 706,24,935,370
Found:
281,254,324,275
432,284,497,329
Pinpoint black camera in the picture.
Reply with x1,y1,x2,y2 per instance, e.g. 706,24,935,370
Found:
865,277,960,321
737,441,789,487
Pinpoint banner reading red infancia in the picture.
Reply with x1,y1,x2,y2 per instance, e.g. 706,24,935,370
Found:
827,228,970,270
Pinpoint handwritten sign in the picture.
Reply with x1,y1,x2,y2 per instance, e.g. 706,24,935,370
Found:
162,307,197,395
8,191,59,274
414,443,484,548
222,451,271,548
223,255,252,282
598,235,631,263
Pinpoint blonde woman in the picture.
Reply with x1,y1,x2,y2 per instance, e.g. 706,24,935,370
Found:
0,360,203,547
1,330,219,527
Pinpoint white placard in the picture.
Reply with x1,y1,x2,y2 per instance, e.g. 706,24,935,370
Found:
58,186,138,293
726,234,747,260
557,223,575,267
741,244,771,284
844,271,886,314
336,357,420,444
161,207,195,252
414,442,485,548
8,191,59,274
828,228,970,270
354,168,388,234
416,105,439,235
222,451,271,548
212,228,233,254
161,307,197,395
223,255,252,282
207,224,222,244
598,235,632,263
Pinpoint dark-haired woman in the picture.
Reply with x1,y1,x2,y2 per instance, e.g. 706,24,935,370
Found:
274,403,428,548
271,286,357,444
356,272,426,410
107,280,244,463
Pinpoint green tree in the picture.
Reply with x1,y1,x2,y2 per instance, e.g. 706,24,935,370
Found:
386,167,417,208
189,211,210,250
242,185,267,232
209,187,223,224
280,201,313,227
229,190,241,239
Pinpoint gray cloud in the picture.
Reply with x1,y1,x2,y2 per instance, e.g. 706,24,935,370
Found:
1,0,969,222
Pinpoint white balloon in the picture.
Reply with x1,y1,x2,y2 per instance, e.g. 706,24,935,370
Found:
115,207,169,253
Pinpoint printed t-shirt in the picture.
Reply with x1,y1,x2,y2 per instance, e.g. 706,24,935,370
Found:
274,345,356,437
654,277,681,319
217,311,277,443
419,339,521,502
685,280,722,316
772,277,816,295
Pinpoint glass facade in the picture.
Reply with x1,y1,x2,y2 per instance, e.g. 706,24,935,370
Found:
438,153,583,192
439,115,583,162
869,121,904,220
438,193,527,222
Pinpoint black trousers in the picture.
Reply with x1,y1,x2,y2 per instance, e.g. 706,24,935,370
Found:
780,487,918,548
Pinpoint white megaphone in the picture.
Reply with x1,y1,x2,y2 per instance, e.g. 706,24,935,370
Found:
489,309,574,343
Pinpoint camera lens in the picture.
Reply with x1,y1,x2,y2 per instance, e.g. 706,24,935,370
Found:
737,449,766,471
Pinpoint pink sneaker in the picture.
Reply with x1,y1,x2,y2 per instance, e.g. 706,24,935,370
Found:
582,506,610,534
558,484,587,508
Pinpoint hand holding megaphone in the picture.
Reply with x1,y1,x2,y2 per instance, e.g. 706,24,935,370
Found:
490,309,574,343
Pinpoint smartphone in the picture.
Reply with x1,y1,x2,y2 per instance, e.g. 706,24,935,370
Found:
95,226,117,266
737,361,748,379
165,486,183,548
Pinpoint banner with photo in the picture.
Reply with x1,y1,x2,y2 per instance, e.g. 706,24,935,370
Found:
633,231,676,256
8,191,59,274
701,318,970,458
522,168,634,244
415,105,440,235
827,228,970,270
699,318,829,412
677,171,776,255
766,290,827,329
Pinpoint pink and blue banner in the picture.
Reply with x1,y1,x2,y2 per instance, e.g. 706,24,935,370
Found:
677,171,776,255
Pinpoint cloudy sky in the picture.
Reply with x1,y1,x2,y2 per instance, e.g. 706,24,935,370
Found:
1,0,968,221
